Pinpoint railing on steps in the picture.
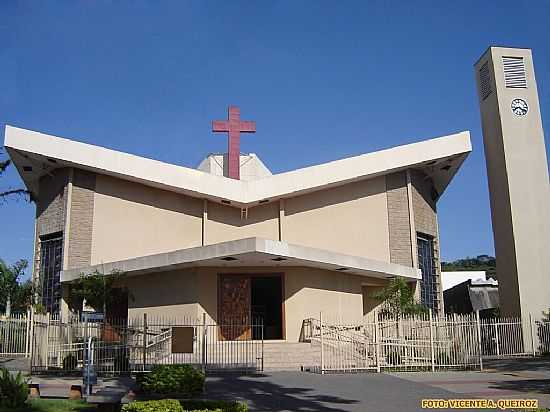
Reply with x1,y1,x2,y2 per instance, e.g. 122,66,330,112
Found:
302,311,550,374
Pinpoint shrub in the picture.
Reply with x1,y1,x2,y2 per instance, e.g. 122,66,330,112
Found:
122,399,248,412
62,354,78,371
139,365,205,396
0,367,28,409
122,399,183,412
180,400,248,412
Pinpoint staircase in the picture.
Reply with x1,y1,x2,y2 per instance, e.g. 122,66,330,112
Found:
262,341,320,371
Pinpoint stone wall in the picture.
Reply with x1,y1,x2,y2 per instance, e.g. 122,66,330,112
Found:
35,168,69,237
386,172,413,267
67,169,96,269
410,169,438,237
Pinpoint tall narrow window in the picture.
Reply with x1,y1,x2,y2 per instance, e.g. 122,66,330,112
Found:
39,233,63,314
417,234,438,311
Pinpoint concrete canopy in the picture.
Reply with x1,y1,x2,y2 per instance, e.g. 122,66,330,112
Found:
60,237,421,283
4,125,471,208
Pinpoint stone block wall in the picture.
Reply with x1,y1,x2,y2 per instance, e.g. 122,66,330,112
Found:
386,172,413,267
67,169,96,269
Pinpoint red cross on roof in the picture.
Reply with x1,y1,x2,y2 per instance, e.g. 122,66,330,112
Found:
212,106,256,180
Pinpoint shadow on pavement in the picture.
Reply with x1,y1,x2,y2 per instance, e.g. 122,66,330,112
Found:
483,357,550,373
204,372,359,412
489,379,550,395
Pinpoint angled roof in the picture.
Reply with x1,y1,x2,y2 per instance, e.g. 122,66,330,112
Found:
60,237,421,283
4,125,471,208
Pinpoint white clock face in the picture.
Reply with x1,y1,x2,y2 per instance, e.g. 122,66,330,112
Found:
511,98,528,116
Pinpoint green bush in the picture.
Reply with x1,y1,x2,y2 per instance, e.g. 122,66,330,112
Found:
180,400,248,412
138,365,205,396
62,354,78,371
0,367,28,409
122,399,183,412
122,399,248,412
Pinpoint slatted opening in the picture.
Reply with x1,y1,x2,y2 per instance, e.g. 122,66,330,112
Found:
502,56,527,89
479,61,492,100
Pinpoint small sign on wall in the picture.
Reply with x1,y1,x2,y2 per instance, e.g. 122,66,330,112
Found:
171,327,195,353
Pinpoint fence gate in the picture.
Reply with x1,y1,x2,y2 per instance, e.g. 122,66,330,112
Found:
479,317,534,358
30,314,264,376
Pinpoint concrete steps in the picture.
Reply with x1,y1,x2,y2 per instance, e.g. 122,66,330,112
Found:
262,342,320,371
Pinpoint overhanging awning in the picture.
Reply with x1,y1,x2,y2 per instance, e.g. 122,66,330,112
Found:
61,237,420,283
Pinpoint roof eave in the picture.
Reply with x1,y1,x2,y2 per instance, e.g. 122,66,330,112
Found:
60,237,421,283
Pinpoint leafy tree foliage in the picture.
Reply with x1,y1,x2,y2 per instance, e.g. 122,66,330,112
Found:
372,277,428,317
69,270,128,315
441,254,497,279
0,259,29,314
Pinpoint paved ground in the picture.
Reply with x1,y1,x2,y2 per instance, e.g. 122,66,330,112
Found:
7,356,549,411
0,356,29,372
205,371,467,412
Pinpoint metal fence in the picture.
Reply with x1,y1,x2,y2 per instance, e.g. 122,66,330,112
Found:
479,316,534,358
302,311,550,374
30,313,264,376
4,309,549,376
0,312,32,357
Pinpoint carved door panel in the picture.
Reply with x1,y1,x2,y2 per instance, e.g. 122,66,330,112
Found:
219,275,251,341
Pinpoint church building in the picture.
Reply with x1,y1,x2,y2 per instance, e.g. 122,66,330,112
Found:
4,107,471,342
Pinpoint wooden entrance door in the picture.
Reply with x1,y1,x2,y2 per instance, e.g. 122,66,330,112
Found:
218,275,251,340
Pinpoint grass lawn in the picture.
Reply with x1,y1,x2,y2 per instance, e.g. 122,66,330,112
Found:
0,399,96,412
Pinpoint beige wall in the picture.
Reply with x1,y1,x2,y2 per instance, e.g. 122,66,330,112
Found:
283,177,390,262
124,266,384,342
283,267,371,341
205,201,279,245
91,175,203,264
88,174,393,265
123,269,200,321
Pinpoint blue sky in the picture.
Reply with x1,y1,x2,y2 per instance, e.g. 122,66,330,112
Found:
1,1,549,275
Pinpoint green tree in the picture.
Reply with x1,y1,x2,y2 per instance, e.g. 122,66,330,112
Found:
69,270,128,315
372,277,428,317
0,147,30,203
0,259,28,315
10,279,38,313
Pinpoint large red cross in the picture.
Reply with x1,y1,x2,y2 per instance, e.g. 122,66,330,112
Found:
212,106,256,180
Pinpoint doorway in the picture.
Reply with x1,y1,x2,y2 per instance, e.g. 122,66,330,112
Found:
251,276,283,340
218,273,284,341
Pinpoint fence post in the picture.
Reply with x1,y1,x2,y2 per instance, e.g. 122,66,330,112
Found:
320,311,324,375
374,309,380,373
475,310,483,371
28,307,35,368
45,312,50,370
529,313,536,357
261,318,264,372
429,309,435,372
25,309,31,358
201,312,207,374
142,313,148,371
494,320,500,357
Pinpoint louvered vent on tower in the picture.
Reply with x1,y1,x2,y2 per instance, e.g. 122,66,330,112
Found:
502,56,527,88
479,61,492,100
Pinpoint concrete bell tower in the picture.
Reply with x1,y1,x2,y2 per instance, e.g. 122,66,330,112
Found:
475,47,550,320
